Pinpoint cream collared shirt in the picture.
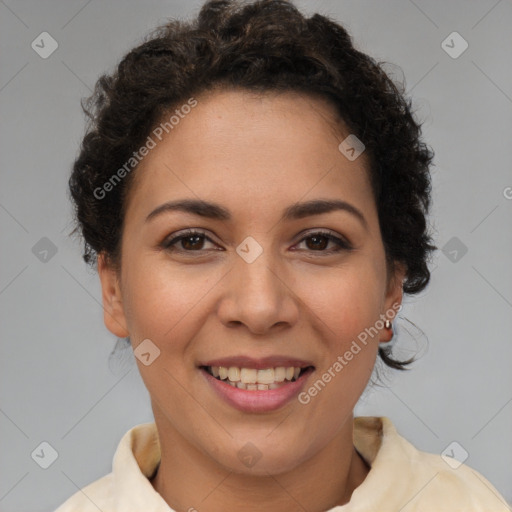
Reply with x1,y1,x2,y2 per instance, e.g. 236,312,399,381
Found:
54,417,510,511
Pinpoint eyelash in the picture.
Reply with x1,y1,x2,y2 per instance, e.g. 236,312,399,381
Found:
161,229,353,256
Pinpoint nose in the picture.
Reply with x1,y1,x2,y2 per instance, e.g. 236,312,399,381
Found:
217,249,299,336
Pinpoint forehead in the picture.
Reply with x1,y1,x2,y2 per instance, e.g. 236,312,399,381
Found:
124,89,376,225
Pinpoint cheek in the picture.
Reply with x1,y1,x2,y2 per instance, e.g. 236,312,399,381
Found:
122,257,218,344
299,263,384,339
295,269,381,422
295,263,383,402
121,260,216,401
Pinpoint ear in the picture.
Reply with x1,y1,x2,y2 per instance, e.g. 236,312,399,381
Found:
380,261,407,343
97,253,129,338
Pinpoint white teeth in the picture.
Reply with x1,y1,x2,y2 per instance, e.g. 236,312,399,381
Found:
228,367,241,382
274,367,286,382
240,368,258,384
257,368,274,384
207,364,308,388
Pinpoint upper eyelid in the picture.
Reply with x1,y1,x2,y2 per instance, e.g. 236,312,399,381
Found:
164,229,216,244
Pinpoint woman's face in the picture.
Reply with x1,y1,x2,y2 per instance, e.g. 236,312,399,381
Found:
99,89,404,475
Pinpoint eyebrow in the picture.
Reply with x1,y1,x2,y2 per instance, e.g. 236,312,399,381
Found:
145,198,368,229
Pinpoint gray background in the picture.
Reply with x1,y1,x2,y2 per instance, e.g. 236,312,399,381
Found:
1,0,511,510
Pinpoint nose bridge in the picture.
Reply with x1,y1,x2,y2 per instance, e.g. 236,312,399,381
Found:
235,244,283,305
218,243,298,333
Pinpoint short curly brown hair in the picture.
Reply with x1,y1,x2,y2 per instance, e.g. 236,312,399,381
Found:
69,0,436,370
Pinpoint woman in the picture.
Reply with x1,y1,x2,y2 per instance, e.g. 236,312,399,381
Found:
55,0,509,510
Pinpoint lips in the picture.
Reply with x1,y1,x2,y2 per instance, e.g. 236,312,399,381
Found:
197,355,315,413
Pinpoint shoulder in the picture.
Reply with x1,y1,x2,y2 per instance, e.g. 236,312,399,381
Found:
53,422,166,512
54,473,114,512
350,417,510,512
406,447,510,511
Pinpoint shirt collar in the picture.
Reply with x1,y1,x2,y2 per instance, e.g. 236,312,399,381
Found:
109,417,401,511
111,422,171,510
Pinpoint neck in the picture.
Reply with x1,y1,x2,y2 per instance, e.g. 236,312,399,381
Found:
150,411,369,512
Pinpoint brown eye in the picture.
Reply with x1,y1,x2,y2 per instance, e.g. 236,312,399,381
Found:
162,230,219,253
294,231,352,254
305,234,329,250
180,234,205,250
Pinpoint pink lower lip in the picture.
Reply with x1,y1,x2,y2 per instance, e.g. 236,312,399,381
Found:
200,367,314,413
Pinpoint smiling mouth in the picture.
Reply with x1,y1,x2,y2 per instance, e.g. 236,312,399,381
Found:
200,365,314,390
